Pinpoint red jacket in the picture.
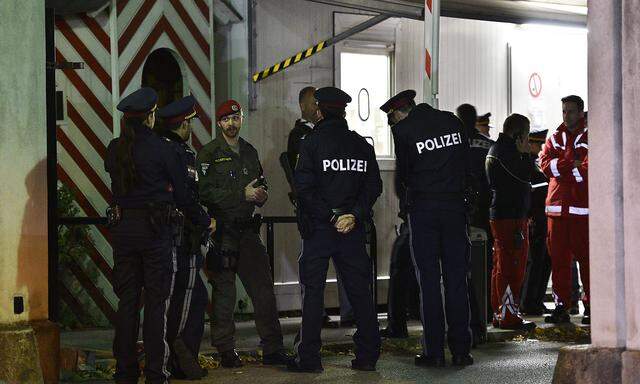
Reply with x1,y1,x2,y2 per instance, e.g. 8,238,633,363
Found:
539,119,588,217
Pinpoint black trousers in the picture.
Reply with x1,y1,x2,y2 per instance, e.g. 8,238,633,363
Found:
294,225,380,365
111,217,176,384
166,249,208,375
408,203,472,358
386,222,419,333
520,220,552,312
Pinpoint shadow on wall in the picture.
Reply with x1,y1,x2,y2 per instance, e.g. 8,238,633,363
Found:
15,159,49,321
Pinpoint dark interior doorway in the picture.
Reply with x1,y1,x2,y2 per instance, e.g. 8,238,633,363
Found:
141,48,184,109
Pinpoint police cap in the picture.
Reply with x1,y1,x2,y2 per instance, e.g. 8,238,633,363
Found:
314,87,352,109
477,112,492,126
117,87,158,117
380,90,416,113
157,95,197,125
529,129,548,143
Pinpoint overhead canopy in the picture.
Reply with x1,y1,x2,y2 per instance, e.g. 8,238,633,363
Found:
45,0,110,15
305,0,587,26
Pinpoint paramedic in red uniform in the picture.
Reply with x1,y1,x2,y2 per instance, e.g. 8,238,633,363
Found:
539,95,590,325
485,114,536,331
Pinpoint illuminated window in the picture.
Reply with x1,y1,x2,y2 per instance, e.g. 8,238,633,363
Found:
340,51,392,158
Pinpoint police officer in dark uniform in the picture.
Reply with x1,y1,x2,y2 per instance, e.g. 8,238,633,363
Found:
289,87,382,372
457,104,493,341
157,95,214,380
105,87,193,383
520,129,552,316
378,90,421,339
392,97,474,367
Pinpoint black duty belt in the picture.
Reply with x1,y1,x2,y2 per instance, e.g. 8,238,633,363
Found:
121,208,150,219
409,191,465,201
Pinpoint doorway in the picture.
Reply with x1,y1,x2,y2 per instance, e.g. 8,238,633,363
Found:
141,48,184,109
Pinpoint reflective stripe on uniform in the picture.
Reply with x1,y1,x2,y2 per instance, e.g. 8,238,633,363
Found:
572,167,584,183
162,248,178,378
546,206,562,214
569,207,589,215
550,158,561,177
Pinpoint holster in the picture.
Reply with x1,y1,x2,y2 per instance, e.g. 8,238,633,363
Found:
206,225,239,272
106,205,122,228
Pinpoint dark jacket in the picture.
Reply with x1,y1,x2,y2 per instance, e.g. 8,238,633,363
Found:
485,134,532,220
196,135,264,222
105,124,190,210
468,130,494,228
294,117,382,226
159,130,210,227
392,103,471,210
287,119,314,170
529,155,549,238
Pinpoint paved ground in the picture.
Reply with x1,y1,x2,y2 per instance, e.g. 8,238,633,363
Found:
60,312,590,383
182,340,563,384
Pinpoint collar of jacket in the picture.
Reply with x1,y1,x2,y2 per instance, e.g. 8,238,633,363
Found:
132,123,154,136
161,130,186,143
556,117,586,135
495,133,519,153
298,118,315,129
316,116,348,130
214,134,248,155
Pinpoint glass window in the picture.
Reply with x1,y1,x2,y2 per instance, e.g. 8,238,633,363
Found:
340,51,392,158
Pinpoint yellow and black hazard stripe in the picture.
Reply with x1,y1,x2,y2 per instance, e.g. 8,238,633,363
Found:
252,41,327,83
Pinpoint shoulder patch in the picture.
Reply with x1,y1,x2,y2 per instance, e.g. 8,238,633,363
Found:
214,157,232,163
200,162,210,175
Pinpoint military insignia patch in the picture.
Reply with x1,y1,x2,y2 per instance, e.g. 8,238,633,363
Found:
200,163,210,175
214,157,232,163
231,104,239,112
242,167,248,175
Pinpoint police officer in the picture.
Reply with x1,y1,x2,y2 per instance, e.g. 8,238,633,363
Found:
520,129,552,316
392,95,473,367
157,96,214,379
289,87,382,372
105,87,191,383
457,104,494,340
378,90,420,339
196,100,290,368
286,85,354,328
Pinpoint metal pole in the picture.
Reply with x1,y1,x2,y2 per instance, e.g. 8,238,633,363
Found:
109,0,120,137
423,0,440,107
431,0,441,108
45,6,59,322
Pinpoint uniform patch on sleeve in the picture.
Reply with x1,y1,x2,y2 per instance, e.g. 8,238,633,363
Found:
214,157,232,163
200,162,210,175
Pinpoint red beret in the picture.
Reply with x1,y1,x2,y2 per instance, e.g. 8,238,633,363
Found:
216,100,242,120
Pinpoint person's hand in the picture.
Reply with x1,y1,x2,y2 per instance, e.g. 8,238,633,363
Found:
245,179,268,203
209,217,217,233
516,137,531,154
335,214,356,234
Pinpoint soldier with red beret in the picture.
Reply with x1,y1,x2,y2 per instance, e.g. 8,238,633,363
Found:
196,100,291,368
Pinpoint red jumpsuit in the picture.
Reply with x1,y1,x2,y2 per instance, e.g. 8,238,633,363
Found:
539,120,589,309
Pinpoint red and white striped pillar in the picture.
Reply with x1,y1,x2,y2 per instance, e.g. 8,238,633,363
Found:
424,0,440,108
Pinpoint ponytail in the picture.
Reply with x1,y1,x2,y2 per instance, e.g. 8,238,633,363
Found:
115,116,145,194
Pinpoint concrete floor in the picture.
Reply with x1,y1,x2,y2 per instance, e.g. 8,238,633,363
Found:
177,340,563,384
61,312,590,383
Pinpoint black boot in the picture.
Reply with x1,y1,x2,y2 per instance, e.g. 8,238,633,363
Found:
452,354,474,367
173,338,207,379
351,359,376,371
545,305,571,324
220,350,243,368
263,350,293,366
